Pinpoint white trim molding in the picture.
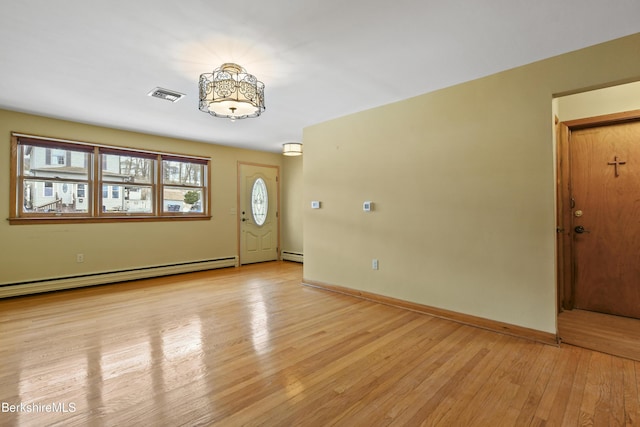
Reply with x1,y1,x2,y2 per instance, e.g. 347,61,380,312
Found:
281,251,303,263
0,257,238,298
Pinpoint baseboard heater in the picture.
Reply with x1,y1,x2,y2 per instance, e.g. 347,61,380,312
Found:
281,251,303,263
0,256,239,299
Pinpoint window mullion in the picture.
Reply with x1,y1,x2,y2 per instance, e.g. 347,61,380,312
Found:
93,147,100,217
157,154,163,216
10,136,19,217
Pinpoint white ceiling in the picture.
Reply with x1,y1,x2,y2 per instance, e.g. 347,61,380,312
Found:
1,1,639,153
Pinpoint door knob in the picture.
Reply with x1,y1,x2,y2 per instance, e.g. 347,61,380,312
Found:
574,225,590,234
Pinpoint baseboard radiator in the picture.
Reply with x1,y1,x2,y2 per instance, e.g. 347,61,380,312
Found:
0,256,239,299
281,251,303,263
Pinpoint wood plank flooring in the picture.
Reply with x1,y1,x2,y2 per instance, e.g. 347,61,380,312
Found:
1,261,639,426
558,308,640,362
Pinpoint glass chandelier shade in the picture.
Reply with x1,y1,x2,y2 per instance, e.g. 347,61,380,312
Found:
199,63,265,120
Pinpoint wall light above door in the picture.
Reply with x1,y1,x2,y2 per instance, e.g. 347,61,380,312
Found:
282,142,303,156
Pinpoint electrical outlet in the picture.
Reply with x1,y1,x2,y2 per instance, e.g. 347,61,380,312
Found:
372,259,379,270
76,253,84,263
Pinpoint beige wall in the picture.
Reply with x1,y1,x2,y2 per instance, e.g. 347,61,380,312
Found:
556,80,640,122
0,109,284,284
303,33,640,334
281,155,303,255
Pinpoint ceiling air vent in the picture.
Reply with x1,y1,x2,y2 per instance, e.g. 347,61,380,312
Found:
147,87,186,103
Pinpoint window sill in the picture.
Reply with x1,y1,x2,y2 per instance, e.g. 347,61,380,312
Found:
7,215,212,225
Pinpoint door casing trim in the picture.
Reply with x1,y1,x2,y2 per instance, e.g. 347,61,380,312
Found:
237,161,281,265
557,109,640,312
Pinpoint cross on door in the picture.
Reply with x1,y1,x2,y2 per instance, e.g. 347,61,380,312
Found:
607,156,626,177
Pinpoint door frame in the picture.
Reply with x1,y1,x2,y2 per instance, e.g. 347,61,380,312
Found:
556,109,640,312
237,161,280,264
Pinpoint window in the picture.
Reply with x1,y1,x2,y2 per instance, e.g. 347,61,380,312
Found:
43,182,53,198
18,140,92,216
162,158,207,214
251,178,268,226
45,148,66,166
10,134,210,223
100,150,156,214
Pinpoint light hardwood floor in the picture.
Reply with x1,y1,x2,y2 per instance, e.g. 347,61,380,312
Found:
1,261,639,426
558,308,640,362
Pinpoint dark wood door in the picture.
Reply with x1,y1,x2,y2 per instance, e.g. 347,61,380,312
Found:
570,120,640,318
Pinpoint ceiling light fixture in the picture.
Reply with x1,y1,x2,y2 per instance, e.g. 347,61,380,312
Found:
199,63,265,121
282,142,303,156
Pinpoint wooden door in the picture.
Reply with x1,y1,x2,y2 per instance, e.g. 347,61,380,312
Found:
569,119,640,318
239,163,279,265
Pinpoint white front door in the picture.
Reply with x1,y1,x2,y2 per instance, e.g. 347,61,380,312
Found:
239,163,279,264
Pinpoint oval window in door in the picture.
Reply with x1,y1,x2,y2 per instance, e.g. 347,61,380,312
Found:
251,177,268,226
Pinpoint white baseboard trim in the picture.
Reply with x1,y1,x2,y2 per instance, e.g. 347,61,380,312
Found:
0,256,238,298
281,251,303,263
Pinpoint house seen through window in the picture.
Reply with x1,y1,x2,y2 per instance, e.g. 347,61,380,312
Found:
10,134,210,223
